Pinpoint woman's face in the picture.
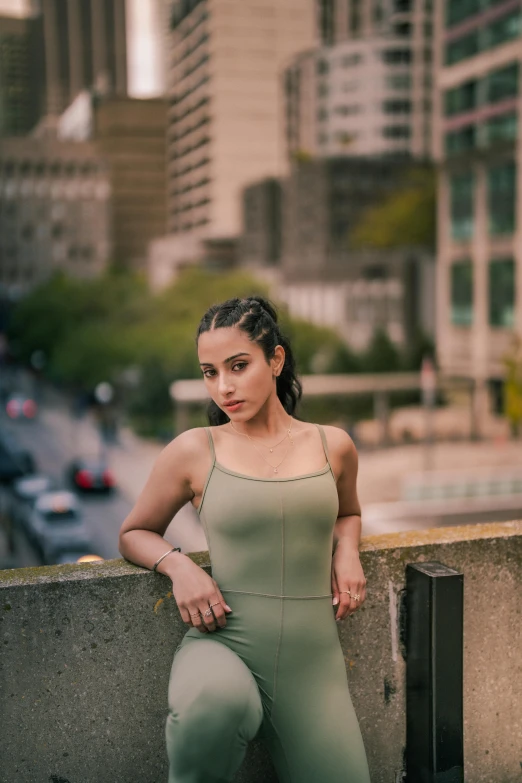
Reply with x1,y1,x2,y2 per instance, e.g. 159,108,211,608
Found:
198,326,284,419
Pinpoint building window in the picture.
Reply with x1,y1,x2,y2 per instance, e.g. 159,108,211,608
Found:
484,62,519,104
445,125,476,155
382,48,411,64
445,9,522,64
444,80,477,116
481,112,518,147
488,161,516,236
489,258,515,327
317,59,329,75
446,0,480,28
382,125,411,138
450,172,474,240
451,260,473,326
383,99,412,113
386,73,411,90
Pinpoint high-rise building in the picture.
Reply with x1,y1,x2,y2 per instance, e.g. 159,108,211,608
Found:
433,0,522,428
285,38,426,159
0,14,43,136
0,137,111,294
308,0,433,159
165,0,317,241
39,0,127,118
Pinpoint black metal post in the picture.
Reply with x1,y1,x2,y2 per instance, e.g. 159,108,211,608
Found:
406,562,464,783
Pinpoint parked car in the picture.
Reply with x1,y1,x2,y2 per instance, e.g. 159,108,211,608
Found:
0,432,36,484
21,490,94,564
5,392,38,420
9,473,55,529
49,548,104,566
67,457,116,493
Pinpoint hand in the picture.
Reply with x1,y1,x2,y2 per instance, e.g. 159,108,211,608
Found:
169,556,232,634
331,543,366,622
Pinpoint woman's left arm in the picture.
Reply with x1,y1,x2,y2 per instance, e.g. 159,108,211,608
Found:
326,427,367,622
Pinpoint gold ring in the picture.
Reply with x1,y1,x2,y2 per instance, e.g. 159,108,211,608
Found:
190,611,200,617
210,602,221,608
203,608,213,617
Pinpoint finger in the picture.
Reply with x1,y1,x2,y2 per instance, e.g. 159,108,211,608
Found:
208,593,227,628
178,605,192,625
336,591,352,621
213,583,232,613
199,603,217,632
331,571,340,608
188,607,205,631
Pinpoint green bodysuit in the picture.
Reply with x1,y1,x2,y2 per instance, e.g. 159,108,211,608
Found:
165,425,371,783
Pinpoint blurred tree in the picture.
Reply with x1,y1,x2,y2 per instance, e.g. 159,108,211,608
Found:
361,328,401,373
503,334,522,437
351,167,436,250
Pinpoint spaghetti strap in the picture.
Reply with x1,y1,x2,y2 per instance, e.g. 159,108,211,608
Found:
315,424,333,474
204,427,216,464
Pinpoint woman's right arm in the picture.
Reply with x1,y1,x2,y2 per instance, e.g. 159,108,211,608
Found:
118,429,231,634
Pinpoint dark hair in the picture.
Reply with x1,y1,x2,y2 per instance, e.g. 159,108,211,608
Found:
196,295,303,425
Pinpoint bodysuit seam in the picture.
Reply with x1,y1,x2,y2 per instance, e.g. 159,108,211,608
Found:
270,484,285,717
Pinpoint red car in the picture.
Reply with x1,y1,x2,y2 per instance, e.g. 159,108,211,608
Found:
67,458,116,493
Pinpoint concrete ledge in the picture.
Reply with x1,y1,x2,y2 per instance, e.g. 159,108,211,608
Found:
1,521,521,783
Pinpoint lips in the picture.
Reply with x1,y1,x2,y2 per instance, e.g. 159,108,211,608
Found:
224,400,243,408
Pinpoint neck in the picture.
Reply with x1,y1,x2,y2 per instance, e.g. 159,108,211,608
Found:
229,409,292,440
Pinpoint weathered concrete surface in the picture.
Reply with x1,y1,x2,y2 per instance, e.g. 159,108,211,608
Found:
0,521,520,783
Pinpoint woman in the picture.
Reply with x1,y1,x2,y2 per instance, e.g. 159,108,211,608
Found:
118,296,371,783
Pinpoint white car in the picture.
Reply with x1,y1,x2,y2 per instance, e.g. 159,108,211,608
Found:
23,490,94,564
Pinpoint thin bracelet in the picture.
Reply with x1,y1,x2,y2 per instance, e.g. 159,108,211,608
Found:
152,547,181,572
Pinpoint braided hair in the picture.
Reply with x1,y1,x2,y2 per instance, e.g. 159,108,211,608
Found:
196,295,303,425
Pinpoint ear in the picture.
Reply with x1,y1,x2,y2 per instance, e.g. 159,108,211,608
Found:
272,344,285,377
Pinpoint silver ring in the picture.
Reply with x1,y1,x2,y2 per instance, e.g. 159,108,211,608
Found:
203,608,213,617
190,611,200,617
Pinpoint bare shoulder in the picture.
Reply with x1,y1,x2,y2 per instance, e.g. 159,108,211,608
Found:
319,424,357,459
160,426,209,471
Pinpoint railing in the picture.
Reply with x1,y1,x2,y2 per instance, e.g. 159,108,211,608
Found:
1,521,520,783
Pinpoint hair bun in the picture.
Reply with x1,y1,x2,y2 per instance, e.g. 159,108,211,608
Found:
248,295,278,323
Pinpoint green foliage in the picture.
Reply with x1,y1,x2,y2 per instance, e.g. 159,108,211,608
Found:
503,335,522,434
8,265,435,434
351,167,436,250
360,328,401,373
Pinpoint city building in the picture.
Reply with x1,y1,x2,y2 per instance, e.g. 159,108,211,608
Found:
433,0,522,422
0,137,111,295
239,159,435,350
149,0,317,287
0,14,44,136
39,0,127,118
56,90,168,271
285,37,430,159
241,178,282,269
312,0,434,159
90,96,167,270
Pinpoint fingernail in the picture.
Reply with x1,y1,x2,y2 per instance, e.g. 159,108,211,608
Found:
225,605,232,611
332,596,339,605
336,618,341,623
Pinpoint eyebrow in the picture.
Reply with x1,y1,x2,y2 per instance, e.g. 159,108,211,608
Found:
199,352,251,368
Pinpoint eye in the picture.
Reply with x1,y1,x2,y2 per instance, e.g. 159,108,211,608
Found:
202,369,216,378
232,362,247,371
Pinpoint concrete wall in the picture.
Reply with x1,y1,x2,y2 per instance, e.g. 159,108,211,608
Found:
1,521,520,783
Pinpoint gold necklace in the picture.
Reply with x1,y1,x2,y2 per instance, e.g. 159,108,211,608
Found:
229,417,294,473
229,416,293,453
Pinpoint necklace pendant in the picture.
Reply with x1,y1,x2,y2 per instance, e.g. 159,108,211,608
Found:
274,467,278,473
270,448,273,453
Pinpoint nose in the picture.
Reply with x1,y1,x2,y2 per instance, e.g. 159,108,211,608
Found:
218,371,235,397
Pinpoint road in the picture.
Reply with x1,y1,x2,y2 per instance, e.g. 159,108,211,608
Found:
0,412,132,565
